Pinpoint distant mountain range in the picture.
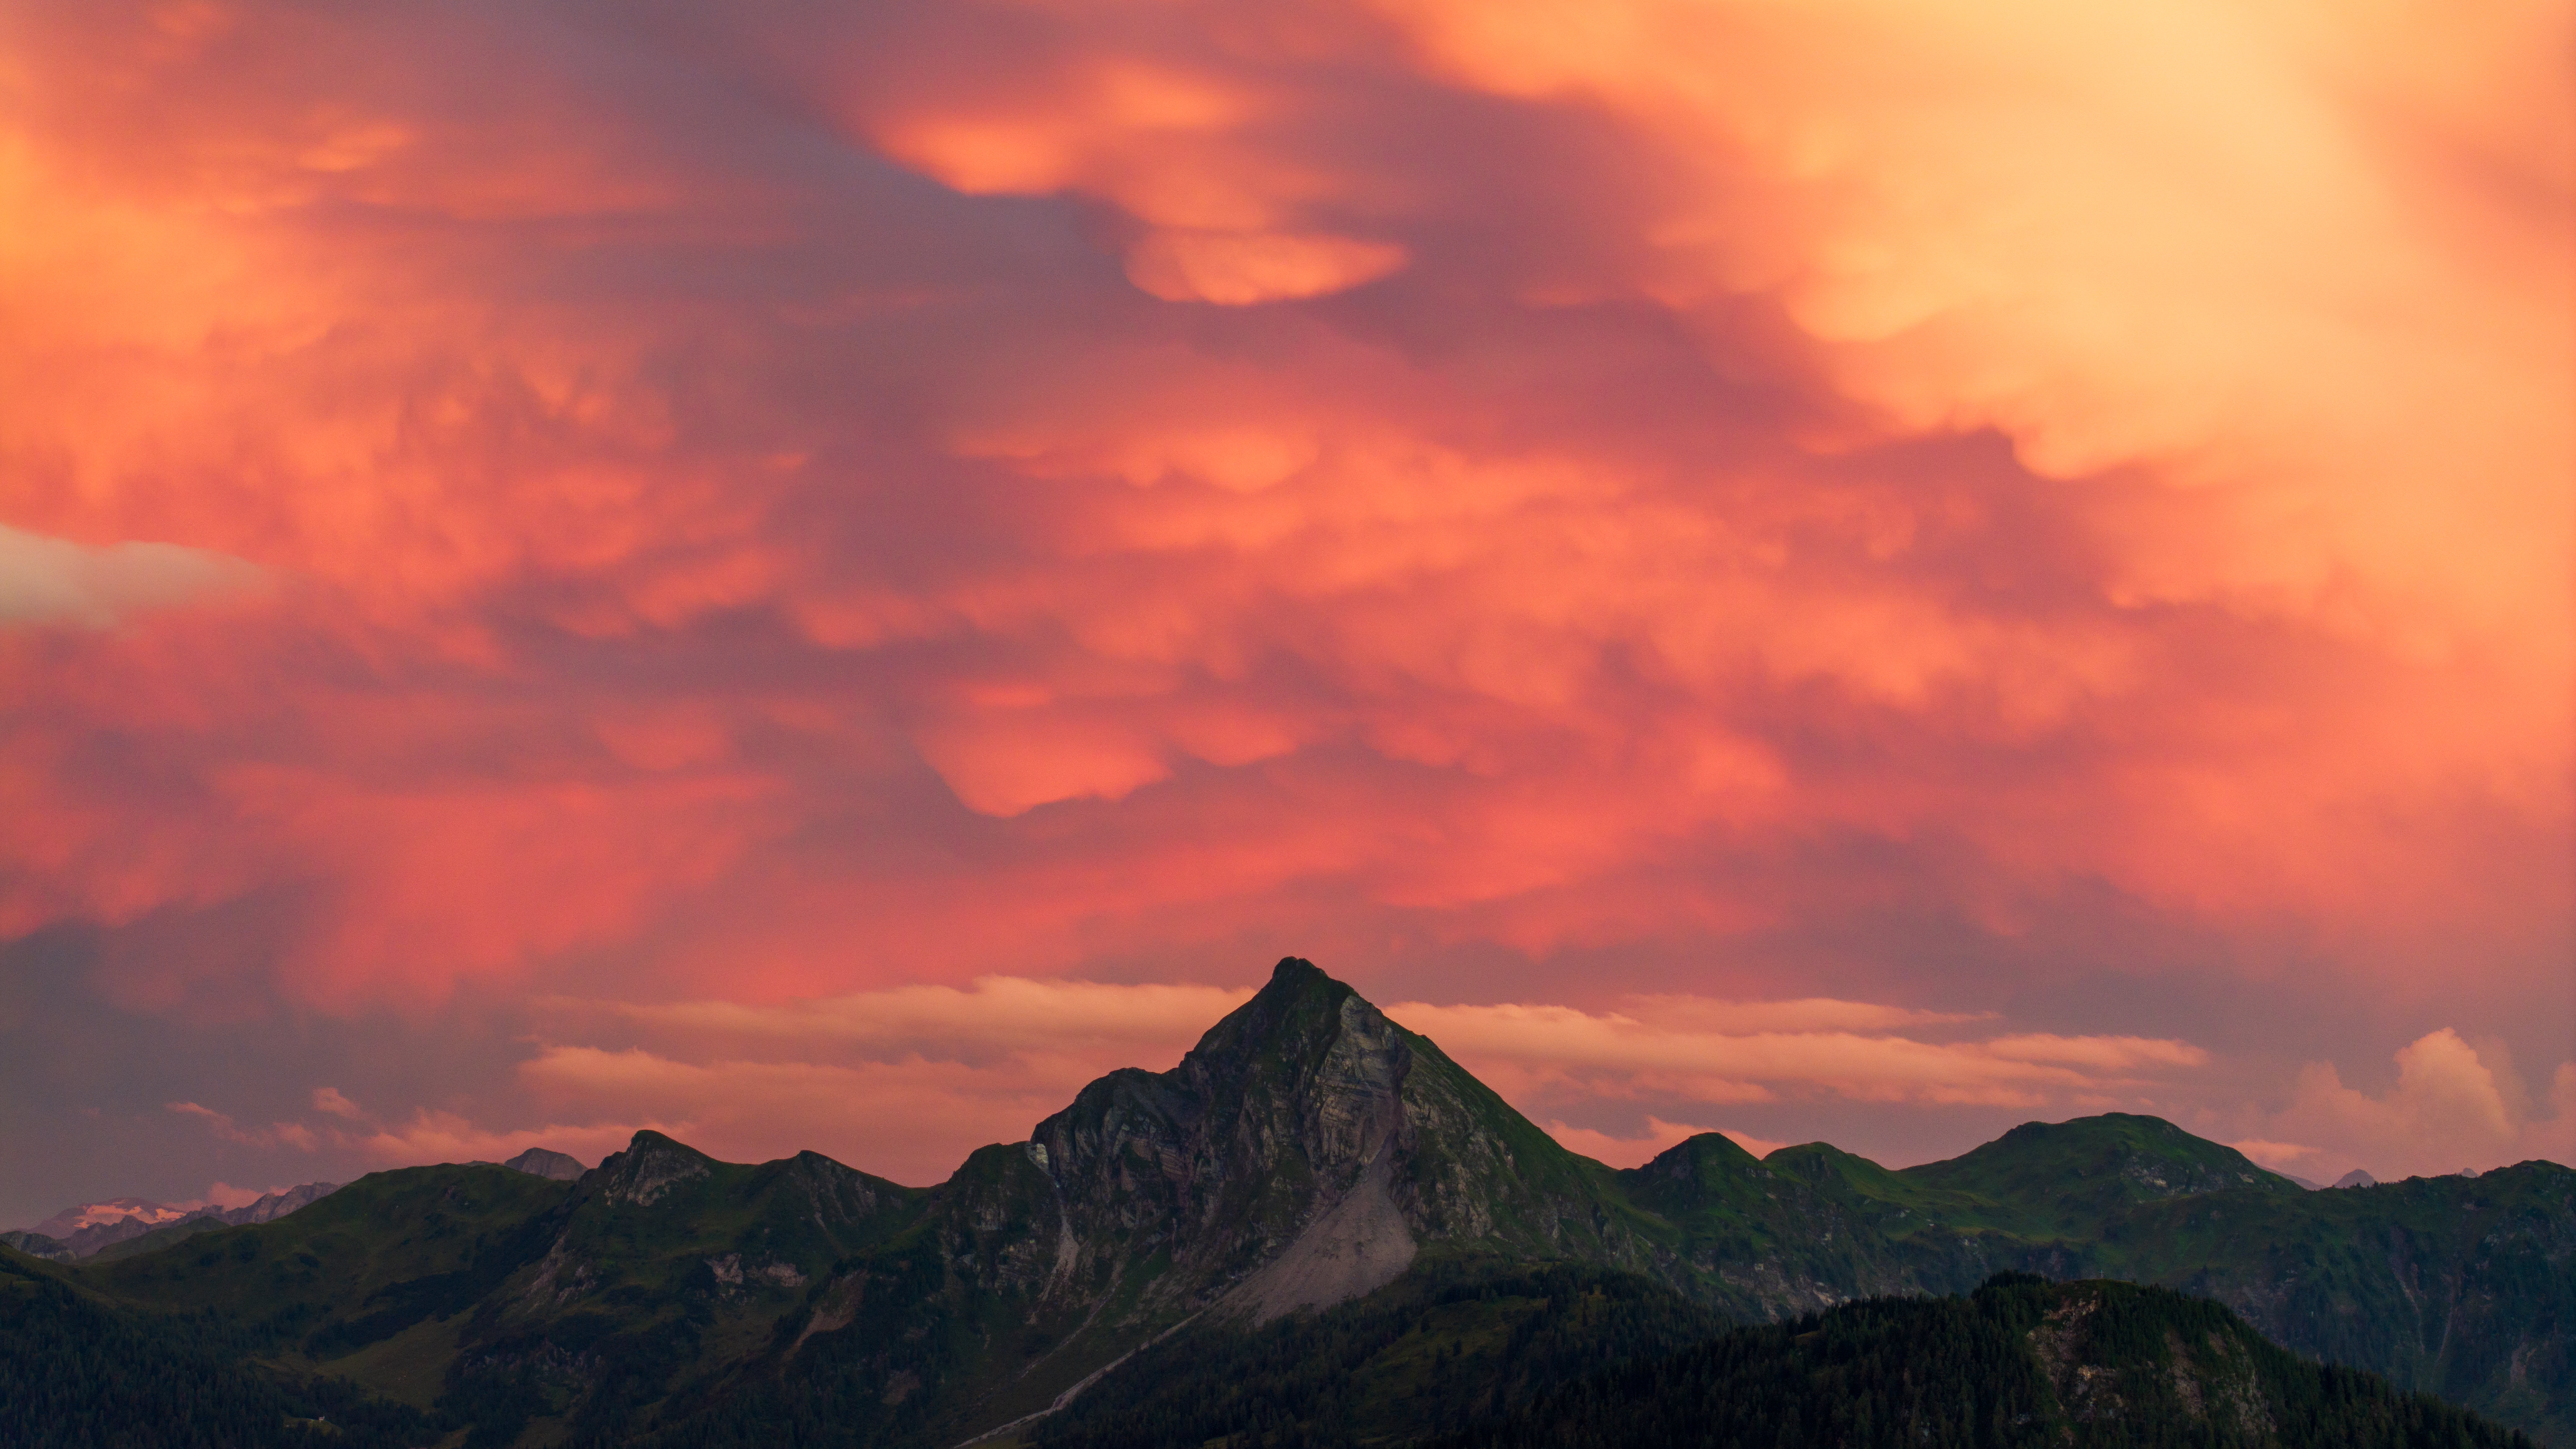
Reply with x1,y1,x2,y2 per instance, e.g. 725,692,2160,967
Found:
2,1148,586,1262
0,959,2565,1448
3,1182,344,1261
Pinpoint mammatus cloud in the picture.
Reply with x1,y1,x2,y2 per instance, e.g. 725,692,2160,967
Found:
0,0,2567,1198
1124,231,1411,306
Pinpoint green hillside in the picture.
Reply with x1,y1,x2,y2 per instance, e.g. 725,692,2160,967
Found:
1897,1112,2303,1239
78,1163,576,1362
0,1248,431,1448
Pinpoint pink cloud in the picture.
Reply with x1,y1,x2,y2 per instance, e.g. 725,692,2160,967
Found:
581,976,1257,1053
1543,1116,1788,1169
1391,998,2205,1108
0,0,2563,1193
349,1111,645,1174
187,1182,295,1212
166,1102,317,1152
2245,1030,2576,1181
311,1086,365,1120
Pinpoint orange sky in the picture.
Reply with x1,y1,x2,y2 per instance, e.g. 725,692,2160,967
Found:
0,0,2569,1217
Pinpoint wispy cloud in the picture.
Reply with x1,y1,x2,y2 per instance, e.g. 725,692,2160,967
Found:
1393,998,2205,1108
579,977,1258,1057
1542,1116,1790,1169
166,1101,317,1152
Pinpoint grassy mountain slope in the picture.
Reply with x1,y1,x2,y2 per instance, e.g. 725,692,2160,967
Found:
78,1163,576,1358
1617,1131,1997,1311
1389,1030,1656,1268
0,1246,432,1448
75,1143,926,1446
1897,1112,2302,1239
87,1214,231,1263
415,1132,926,1445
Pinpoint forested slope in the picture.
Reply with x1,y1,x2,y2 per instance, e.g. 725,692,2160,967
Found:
0,1248,429,1449
1436,1275,2537,1449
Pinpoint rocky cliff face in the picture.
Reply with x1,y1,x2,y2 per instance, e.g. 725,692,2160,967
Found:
1010,959,1656,1328
1022,960,1420,1320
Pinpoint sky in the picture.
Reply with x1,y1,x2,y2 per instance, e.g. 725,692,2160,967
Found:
1,0,2570,1225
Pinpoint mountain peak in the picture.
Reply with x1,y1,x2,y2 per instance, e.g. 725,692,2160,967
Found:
1269,954,1328,987
504,1146,587,1181
1637,1130,1764,1181
1014,955,1633,1324
597,1130,715,1207
1243,953,1349,1018
1178,955,1368,1073
1902,1112,2290,1237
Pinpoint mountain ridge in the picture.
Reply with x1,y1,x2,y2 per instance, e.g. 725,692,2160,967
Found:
9,1181,348,1260
9,957,2569,1446
9,1147,591,1263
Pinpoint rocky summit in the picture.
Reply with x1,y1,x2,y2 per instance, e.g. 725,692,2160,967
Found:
1017,959,1648,1326
3,957,2569,1448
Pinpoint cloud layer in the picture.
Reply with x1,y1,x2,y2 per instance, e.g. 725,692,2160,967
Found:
0,0,2567,1214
